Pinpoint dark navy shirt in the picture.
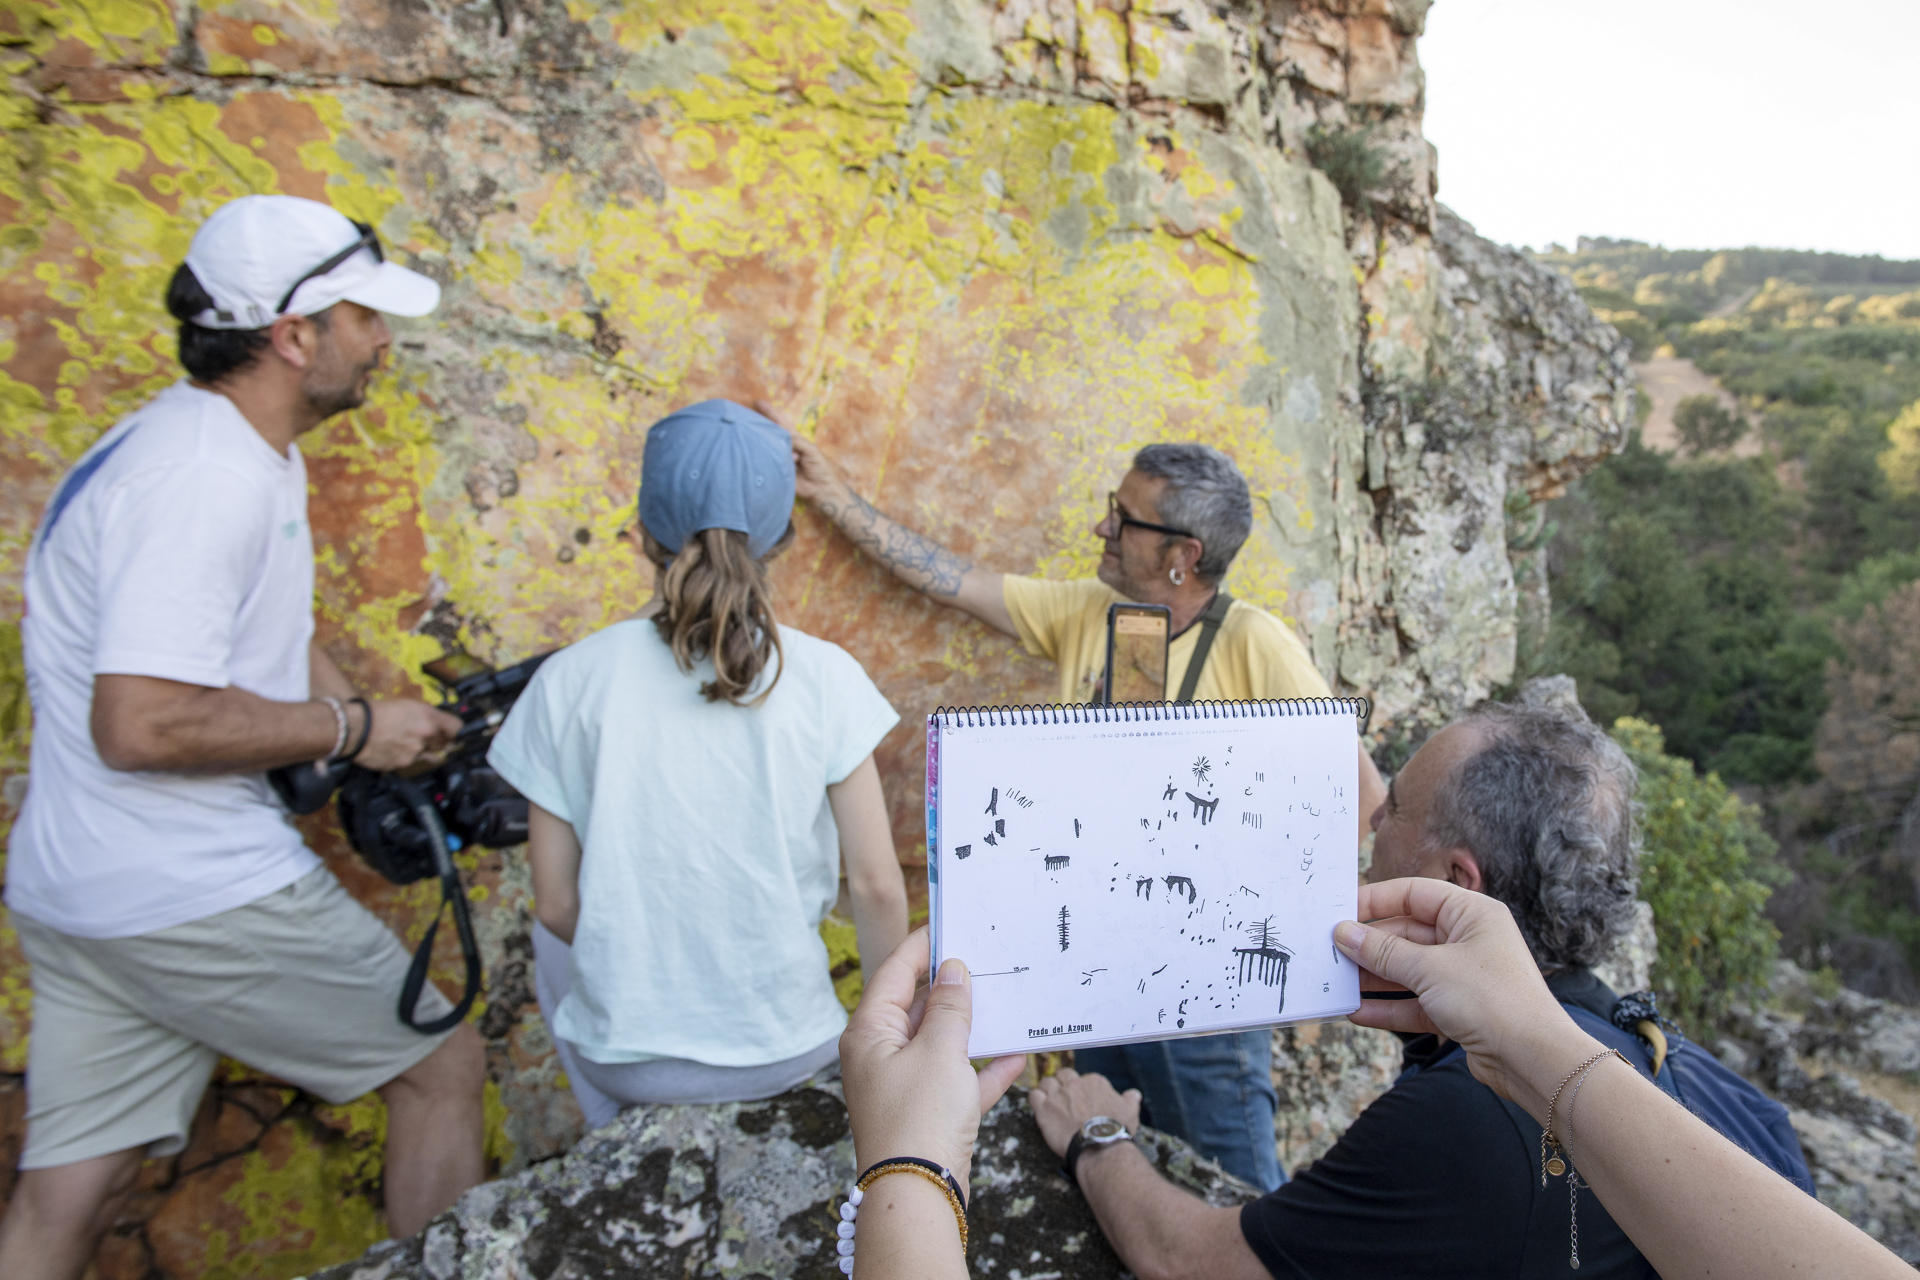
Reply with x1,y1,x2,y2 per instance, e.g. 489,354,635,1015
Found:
1238,971,1659,1279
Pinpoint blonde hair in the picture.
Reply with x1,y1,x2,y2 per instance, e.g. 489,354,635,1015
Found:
645,526,787,706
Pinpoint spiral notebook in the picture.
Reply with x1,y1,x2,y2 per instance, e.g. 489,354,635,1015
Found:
926,700,1364,1058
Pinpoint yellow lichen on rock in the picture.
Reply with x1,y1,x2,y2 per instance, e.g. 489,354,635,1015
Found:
0,1,1427,1272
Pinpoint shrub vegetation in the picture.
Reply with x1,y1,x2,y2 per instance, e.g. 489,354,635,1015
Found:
1538,239,1920,1001
1615,718,1782,1032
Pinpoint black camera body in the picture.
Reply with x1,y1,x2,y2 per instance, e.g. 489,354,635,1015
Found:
266,650,552,1034
337,652,552,884
270,650,553,882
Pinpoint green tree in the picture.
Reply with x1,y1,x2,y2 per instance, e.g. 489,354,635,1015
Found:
1672,394,1745,454
1805,416,1900,571
1303,123,1391,211
1615,718,1782,1032
1545,440,1830,784
1882,398,1920,496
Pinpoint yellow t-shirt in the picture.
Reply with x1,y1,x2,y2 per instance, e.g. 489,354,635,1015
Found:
1000,576,1331,706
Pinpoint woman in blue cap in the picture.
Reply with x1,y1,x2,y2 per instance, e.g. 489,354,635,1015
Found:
488,400,908,1124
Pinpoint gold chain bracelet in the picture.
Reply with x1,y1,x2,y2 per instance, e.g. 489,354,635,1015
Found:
1539,1047,1632,1269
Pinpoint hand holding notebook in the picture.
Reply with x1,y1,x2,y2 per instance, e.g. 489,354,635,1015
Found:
926,699,1364,1057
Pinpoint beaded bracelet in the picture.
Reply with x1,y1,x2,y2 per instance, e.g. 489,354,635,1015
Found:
319,696,349,761
832,1157,969,1274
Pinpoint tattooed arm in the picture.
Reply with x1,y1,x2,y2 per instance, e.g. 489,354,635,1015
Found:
793,435,1016,636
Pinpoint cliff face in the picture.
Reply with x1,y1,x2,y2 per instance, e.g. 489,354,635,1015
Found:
0,1,1634,1274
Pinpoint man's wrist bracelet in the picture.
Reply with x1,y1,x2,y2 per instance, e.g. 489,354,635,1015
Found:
319,696,349,761
339,697,373,763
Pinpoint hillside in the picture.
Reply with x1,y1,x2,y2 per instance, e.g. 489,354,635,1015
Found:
1537,238,1920,1002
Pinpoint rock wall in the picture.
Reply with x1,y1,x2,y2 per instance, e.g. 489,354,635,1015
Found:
0,1,1635,1274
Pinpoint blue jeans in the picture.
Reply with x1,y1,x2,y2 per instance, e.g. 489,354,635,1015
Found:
1074,1029,1283,1191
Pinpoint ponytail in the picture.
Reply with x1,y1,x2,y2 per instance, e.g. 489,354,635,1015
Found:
167,264,270,382
647,527,788,706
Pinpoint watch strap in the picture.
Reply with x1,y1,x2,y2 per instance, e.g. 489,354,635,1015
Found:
1062,1131,1092,1188
1061,1124,1130,1189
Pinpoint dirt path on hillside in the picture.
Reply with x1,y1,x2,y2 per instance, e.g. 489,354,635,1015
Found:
1634,356,1763,458
1709,285,1759,318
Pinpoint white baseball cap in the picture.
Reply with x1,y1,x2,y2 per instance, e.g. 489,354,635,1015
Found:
182,194,441,330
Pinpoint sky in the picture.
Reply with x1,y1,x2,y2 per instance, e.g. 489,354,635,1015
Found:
1418,0,1920,260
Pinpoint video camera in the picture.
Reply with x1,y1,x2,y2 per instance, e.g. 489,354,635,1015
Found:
268,648,553,1032
272,649,552,878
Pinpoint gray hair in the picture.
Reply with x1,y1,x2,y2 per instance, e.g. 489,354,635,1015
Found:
1132,443,1253,583
1424,702,1641,973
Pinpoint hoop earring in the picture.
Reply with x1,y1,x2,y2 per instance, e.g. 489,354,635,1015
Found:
1169,567,1185,586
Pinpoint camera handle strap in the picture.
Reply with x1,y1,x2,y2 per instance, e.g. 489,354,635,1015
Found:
1174,590,1233,703
391,778,483,1035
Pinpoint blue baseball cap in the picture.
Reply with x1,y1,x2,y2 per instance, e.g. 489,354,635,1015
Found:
638,400,795,558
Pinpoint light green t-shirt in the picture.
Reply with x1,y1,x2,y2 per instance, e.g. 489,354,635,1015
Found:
489,619,897,1067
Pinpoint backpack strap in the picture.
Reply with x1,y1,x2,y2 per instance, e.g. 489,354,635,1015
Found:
1413,1003,1661,1084
1174,591,1233,703
1562,1001,1683,1100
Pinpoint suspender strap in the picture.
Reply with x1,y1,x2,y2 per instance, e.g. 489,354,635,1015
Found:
1175,590,1233,703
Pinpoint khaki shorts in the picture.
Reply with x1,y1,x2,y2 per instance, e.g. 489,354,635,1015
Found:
13,866,455,1170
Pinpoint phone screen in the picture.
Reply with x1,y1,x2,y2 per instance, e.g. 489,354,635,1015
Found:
1105,603,1171,703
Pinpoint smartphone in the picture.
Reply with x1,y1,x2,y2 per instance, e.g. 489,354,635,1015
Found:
1104,602,1171,704
422,649,491,687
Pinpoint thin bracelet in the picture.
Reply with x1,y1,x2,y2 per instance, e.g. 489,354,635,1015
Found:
1539,1048,1616,1184
856,1156,967,1214
1559,1048,1632,1270
319,696,349,761
832,1157,969,1274
338,697,373,763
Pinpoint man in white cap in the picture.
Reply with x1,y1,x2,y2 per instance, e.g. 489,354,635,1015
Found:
0,195,484,1279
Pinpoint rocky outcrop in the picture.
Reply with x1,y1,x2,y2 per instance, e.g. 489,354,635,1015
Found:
310,1080,1262,1280
1350,217,1636,740
1721,962,1920,1264
312,945,1920,1280
0,1,1633,1274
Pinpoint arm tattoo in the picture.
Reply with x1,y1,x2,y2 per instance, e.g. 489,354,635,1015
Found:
816,490,972,598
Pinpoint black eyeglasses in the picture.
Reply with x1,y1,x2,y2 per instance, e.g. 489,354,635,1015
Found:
276,220,382,315
1107,491,1194,540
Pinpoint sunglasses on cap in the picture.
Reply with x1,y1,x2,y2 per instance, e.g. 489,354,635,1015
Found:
275,220,383,316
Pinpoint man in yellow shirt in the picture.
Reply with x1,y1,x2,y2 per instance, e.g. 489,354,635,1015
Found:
793,435,1384,1190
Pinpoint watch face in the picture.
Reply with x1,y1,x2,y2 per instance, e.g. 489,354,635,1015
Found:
1084,1118,1126,1142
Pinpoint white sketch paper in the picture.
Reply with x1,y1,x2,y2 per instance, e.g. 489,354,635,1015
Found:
927,704,1361,1058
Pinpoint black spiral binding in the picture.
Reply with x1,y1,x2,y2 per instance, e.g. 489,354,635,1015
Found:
929,696,1370,727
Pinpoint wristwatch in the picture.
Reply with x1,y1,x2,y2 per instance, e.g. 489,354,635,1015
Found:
1062,1115,1134,1188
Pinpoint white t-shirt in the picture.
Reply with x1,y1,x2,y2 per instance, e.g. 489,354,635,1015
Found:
8,381,321,938
487,619,898,1068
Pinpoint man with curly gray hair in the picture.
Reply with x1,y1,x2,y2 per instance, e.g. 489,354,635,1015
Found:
1029,697,1808,1280
1372,703,1640,971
